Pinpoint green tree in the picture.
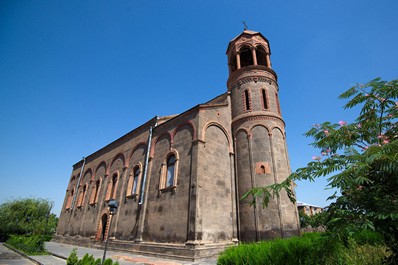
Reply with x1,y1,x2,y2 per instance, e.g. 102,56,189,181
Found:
0,198,58,240
243,78,398,263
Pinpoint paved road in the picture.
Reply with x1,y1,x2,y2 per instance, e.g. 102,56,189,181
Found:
0,243,35,265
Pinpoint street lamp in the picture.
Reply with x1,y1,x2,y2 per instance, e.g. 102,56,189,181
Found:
102,199,118,265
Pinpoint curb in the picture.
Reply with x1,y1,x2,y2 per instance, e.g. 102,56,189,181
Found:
3,243,43,265
49,251,68,260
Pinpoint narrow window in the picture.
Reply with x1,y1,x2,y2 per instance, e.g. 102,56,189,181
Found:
275,93,281,114
262,89,269,109
91,180,100,204
260,165,266,174
110,174,118,199
106,174,118,201
78,184,87,207
166,155,176,187
244,90,251,111
66,188,74,210
132,167,140,194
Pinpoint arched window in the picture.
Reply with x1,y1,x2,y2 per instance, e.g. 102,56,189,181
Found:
110,174,118,199
77,184,87,207
95,180,100,202
66,188,74,210
106,174,119,201
159,151,179,192
126,165,142,198
166,155,176,187
132,167,140,194
240,46,253,67
260,165,266,174
256,46,268,67
90,179,101,205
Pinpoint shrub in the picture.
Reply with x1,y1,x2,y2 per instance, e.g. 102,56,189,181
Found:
351,230,384,246
6,234,47,255
217,232,389,265
67,248,79,265
66,248,119,265
342,240,390,265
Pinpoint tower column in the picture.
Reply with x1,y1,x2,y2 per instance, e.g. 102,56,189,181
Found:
266,54,271,68
251,47,258,66
236,53,241,69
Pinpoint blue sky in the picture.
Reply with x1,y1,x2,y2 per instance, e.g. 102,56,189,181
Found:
1,1,397,215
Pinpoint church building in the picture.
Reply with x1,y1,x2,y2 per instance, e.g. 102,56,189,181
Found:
54,30,300,260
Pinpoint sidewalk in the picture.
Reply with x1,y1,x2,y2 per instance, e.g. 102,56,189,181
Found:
31,241,218,265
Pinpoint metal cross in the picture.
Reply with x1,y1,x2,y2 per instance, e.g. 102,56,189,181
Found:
242,21,248,30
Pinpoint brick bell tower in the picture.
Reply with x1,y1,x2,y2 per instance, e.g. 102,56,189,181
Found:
227,30,300,241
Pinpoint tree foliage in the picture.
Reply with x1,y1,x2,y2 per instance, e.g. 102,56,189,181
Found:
242,78,398,263
299,211,328,229
0,198,58,241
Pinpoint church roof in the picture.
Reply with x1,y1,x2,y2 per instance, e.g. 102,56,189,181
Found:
226,29,270,54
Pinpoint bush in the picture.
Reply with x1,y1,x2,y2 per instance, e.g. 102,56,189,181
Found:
351,230,384,246
67,248,119,265
6,235,47,255
41,234,53,242
67,248,79,265
217,232,389,265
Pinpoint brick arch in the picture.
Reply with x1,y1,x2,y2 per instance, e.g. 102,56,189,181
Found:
82,168,93,182
151,132,172,157
172,121,196,140
237,43,254,50
83,168,92,176
254,43,269,53
202,121,233,153
249,124,272,137
270,126,285,139
129,161,143,173
69,175,76,183
68,175,77,191
165,148,179,161
110,170,121,179
235,128,249,139
154,131,172,145
107,153,126,176
128,142,147,165
94,161,107,177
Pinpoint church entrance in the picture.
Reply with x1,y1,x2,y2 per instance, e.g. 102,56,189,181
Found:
100,214,108,241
